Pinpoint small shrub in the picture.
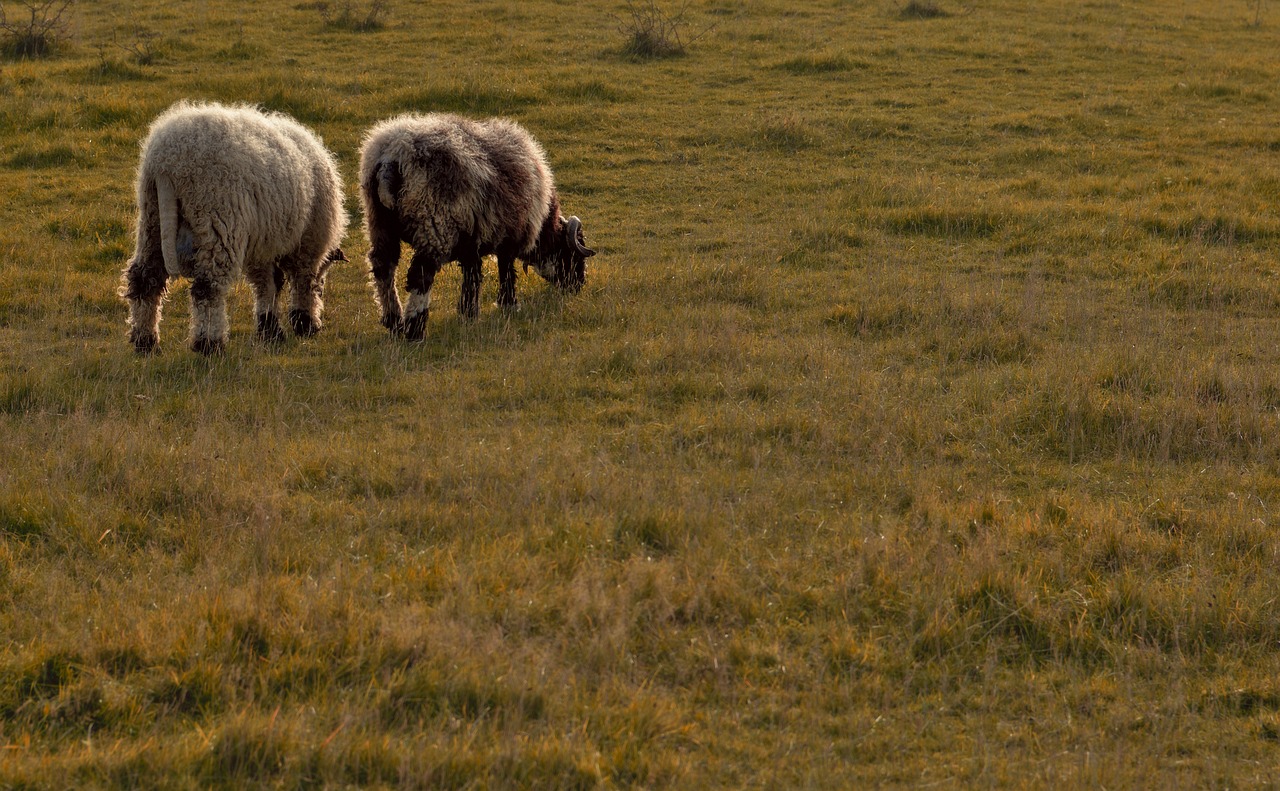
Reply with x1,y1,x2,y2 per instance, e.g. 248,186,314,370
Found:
618,0,709,59
114,25,160,66
216,24,254,60
0,0,74,59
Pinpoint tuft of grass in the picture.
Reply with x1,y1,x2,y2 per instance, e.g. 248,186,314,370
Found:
825,302,921,339
381,662,547,727
754,113,819,152
1140,213,1274,246
203,715,292,784
80,102,141,129
215,39,255,60
775,54,869,74
0,496,50,541
900,0,952,19
307,0,390,32
547,79,628,103
82,55,149,82
613,511,689,556
7,145,82,168
880,207,1004,238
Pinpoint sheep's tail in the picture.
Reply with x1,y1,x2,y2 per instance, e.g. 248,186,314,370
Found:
374,160,400,210
154,172,181,277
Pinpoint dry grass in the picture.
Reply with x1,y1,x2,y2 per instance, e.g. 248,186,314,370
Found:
3,0,1280,786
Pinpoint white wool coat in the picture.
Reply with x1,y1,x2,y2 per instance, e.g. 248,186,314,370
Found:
135,101,345,281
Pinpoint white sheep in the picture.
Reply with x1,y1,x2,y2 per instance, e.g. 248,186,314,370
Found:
358,113,595,340
120,101,347,355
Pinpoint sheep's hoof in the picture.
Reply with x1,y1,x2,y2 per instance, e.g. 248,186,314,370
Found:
257,313,286,343
382,313,404,334
191,337,225,356
129,331,159,355
289,309,319,337
402,312,427,342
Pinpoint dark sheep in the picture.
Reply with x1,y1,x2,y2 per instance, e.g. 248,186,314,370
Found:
358,113,595,340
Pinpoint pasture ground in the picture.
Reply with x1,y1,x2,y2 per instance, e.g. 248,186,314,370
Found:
3,0,1280,786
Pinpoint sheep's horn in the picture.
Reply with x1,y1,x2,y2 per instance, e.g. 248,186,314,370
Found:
565,216,595,256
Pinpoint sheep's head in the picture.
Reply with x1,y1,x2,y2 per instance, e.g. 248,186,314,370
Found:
316,247,346,286
311,248,347,303
530,216,595,293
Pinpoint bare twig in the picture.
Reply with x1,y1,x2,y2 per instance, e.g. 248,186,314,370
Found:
115,24,159,65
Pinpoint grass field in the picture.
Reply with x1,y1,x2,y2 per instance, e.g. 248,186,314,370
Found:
3,0,1280,786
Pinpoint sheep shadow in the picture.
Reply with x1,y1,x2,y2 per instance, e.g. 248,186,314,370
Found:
109,275,590,410
340,282,582,370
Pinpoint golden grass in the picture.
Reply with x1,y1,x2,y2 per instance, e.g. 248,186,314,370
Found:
3,0,1280,786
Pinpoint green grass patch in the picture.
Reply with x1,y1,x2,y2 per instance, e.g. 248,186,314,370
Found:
4,0,1280,786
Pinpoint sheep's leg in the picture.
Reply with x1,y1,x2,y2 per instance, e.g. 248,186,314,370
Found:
247,264,285,342
121,191,168,354
189,224,236,355
121,248,168,355
287,266,324,338
269,265,286,338
458,251,483,320
368,225,403,333
189,274,229,356
402,248,442,342
497,254,518,310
